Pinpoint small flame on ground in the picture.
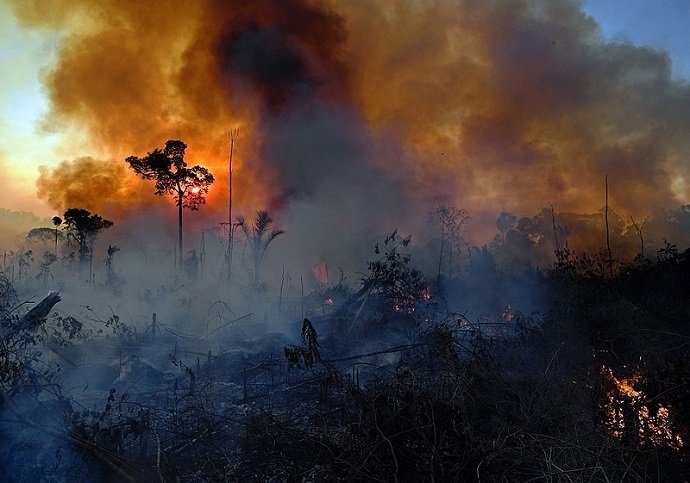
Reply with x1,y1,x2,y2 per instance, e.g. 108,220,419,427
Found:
501,303,514,322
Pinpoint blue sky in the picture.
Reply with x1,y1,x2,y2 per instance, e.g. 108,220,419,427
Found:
582,0,690,81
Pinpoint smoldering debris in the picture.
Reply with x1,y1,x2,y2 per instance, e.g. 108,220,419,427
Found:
4,223,690,480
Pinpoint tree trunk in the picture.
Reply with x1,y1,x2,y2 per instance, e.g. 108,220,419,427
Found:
253,255,260,286
20,292,61,330
437,236,445,284
228,136,234,281
605,174,612,278
178,193,184,269
89,239,94,285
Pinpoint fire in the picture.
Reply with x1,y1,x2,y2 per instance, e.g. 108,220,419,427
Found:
191,186,201,194
312,261,329,286
602,365,683,450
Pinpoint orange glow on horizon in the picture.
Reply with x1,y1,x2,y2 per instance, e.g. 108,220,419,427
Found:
5,0,690,251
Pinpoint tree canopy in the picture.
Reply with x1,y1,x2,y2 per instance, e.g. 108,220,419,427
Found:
27,227,62,244
63,208,113,263
125,140,214,211
126,140,214,267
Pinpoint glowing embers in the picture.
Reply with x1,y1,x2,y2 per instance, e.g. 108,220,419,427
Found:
392,288,432,314
601,365,683,450
501,303,514,322
392,298,417,314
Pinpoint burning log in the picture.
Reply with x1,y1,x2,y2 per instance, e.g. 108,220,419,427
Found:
19,292,61,330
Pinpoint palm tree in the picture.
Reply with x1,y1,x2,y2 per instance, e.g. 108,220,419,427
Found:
237,211,284,286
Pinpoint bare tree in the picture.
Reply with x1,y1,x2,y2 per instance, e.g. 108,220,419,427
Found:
430,206,469,282
226,128,240,282
126,140,214,268
605,175,613,277
630,216,647,259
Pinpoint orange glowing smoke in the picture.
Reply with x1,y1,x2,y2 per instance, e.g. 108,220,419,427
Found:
312,260,329,286
11,0,690,243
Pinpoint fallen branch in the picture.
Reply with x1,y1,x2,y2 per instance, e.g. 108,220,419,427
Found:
19,292,61,330
200,313,251,340
326,344,425,363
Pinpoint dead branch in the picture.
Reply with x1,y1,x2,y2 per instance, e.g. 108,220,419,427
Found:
19,291,61,330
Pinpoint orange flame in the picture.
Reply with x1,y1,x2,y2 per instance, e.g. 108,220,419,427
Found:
602,365,683,450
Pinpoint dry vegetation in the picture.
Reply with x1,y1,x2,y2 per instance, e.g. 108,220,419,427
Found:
1,231,689,482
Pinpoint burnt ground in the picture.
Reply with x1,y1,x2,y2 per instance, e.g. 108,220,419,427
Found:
1,246,690,482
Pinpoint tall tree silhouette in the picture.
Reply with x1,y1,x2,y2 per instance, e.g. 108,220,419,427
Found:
237,211,284,286
63,208,113,282
126,140,214,267
52,216,62,256
226,128,240,282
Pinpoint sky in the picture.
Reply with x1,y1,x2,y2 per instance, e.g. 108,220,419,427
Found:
0,1,60,214
0,0,690,246
582,0,690,80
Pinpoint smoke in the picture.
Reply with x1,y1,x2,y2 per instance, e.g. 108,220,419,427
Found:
338,0,690,218
10,0,690,263
36,157,131,215
213,0,349,111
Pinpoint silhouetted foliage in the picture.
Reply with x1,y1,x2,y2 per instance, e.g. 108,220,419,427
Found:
26,227,58,245
237,210,284,286
367,230,430,320
62,208,113,266
125,140,214,267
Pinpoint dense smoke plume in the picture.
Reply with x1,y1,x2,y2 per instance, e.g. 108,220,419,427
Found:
14,0,690,258
36,157,129,214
